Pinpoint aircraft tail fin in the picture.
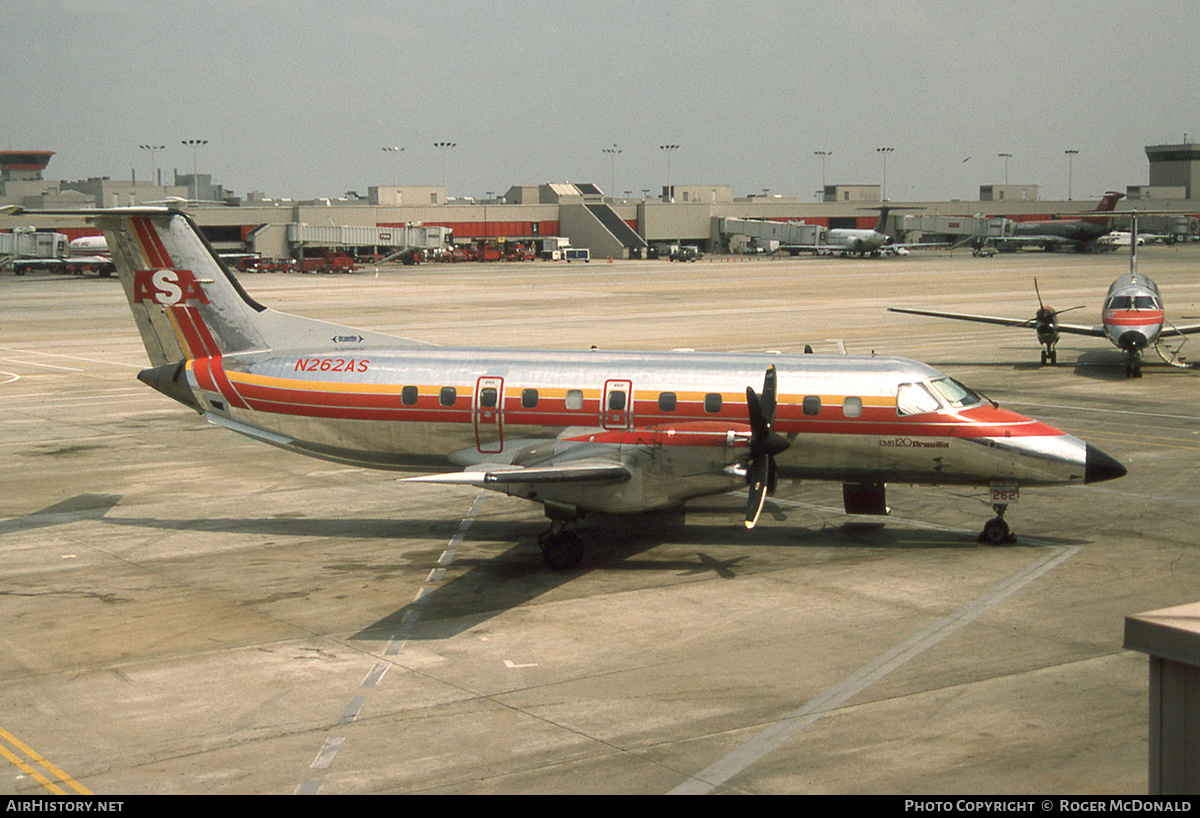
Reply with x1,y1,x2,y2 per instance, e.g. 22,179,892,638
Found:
1079,191,1125,226
95,208,268,367
89,208,414,370
872,206,893,235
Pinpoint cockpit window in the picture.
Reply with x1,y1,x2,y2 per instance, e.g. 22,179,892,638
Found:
1107,295,1133,310
1133,295,1158,309
896,382,941,416
929,377,984,409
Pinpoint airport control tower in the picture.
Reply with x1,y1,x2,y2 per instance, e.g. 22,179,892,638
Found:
1,150,54,183
1145,141,1200,200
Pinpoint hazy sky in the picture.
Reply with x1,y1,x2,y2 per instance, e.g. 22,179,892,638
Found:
2,0,1197,202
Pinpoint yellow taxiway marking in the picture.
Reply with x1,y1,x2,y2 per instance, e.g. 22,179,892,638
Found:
0,726,92,795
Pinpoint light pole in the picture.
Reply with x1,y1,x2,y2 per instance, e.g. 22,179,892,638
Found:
433,142,456,199
998,152,1012,185
1065,149,1079,200
877,147,894,200
659,144,679,201
139,144,165,190
814,150,832,198
382,146,404,187
602,144,622,201
181,139,208,200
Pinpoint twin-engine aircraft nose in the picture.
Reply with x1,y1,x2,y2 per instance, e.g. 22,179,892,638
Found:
1085,444,1127,484
1116,330,1149,352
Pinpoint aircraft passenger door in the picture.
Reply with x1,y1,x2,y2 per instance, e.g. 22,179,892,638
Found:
602,379,633,430
474,376,504,453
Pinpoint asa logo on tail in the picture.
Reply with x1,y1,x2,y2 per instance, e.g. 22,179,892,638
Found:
133,269,209,305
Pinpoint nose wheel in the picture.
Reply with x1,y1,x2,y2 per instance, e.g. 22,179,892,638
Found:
979,503,1016,545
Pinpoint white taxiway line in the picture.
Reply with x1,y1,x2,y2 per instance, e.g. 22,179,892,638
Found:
295,492,487,795
668,545,1079,795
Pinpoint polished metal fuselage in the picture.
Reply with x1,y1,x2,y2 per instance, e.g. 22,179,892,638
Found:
191,346,1091,514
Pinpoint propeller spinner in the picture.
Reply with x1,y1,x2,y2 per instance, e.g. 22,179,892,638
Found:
744,365,791,529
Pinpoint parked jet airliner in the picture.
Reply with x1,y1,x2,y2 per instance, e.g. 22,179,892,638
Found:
8,207,1127,567
985,191,1126,253
780,206,908,257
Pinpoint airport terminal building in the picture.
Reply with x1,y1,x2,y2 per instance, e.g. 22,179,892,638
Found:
3,142,1199,263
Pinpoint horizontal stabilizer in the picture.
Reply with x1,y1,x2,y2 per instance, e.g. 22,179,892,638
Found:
207,413,294,447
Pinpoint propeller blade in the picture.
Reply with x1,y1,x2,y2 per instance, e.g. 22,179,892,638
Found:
745,457,769,529
743,365,789,528
760,364,777,426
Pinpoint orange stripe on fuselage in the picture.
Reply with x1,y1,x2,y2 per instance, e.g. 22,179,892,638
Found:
213,370,1064,440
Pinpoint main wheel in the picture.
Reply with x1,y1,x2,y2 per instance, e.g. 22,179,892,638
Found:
539,531,584,570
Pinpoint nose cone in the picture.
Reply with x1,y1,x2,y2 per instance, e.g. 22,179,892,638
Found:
1116,330,1148,352
1085,444,1127,484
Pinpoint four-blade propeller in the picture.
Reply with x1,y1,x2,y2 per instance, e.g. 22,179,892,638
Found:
744,365,791,529
1024,278,1084,332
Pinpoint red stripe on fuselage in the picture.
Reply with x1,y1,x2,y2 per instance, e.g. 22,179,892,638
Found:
219,374,1065,440
1105,310,1164,327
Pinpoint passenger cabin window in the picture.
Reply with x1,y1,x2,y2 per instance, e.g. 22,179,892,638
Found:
608,390,627,411
479,387,498,408
843,396,863,418
565,389,584,411
896,382,940,416
521,388,539,408
401,386,418,406
439,387,457,407
704,393,722,413
658,392,677,412
802,396,821,416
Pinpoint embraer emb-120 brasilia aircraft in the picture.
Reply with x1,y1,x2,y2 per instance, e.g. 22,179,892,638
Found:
12,207,1128,568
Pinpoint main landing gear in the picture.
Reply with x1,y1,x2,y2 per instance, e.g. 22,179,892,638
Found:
978,503,1016,545
538,523,585,570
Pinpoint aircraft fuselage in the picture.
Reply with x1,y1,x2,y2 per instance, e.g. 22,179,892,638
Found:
177,346,1109,516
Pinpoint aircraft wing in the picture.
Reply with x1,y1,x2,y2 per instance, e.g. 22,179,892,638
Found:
889,307,1107,337
1162,321,1200,337
402,420,753,518
403,460,631,487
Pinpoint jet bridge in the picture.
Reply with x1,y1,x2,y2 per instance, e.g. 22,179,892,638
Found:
282,222,450,260
717,217,824,253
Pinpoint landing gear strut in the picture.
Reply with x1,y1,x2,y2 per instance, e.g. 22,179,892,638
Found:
978,503,1016,545
1040,347,1058,365
1124,356,1143,378
538,501,586,570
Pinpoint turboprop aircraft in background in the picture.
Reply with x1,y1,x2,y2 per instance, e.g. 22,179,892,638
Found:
890,212,1200,377
4,207,1127,566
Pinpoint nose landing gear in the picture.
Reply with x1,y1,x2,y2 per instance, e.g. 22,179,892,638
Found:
979,502,1016,545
